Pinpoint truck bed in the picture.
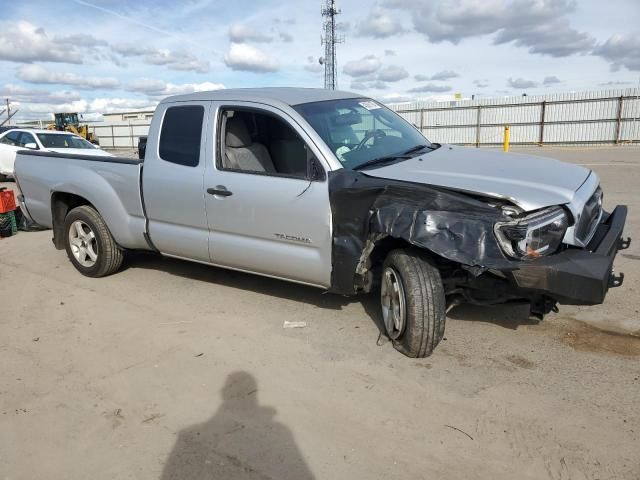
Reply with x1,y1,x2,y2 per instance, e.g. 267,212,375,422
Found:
14,150,150,250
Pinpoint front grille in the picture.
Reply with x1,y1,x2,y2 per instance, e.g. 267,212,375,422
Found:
575,187,603,246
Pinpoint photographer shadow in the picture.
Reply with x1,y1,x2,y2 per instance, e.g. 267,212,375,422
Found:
160,371,315,480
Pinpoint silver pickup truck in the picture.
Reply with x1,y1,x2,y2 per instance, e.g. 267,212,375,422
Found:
14,88,630,357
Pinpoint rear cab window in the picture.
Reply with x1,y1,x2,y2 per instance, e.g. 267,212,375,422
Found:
159,106,205,167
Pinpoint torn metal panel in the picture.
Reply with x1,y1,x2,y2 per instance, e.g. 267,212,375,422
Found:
327,168,629,308
327,169,515,295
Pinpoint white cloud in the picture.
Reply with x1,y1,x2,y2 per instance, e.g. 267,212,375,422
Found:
430,70,459,81
408,83,452,93
304,56,323,73
88,97,157,114
126,78,224,96
17,99,90,116
394,0,595,58
543,75,562,85
110,44,210,73
377,93,414,104
357,7,406,38
0,84,81,104
598,80,633,86
343,55,382,77
56,33,107,48
10,96,157,120
125,78,167,94
0,21,84,64
279,32,294,43
507,77,538,89
415,70,459,81
144,49,210,73
229,24,273,43
224,43,279,73
17,64,120,89
377,65,409,82
112,44,151,56
162,82,224,95
594,33,640,71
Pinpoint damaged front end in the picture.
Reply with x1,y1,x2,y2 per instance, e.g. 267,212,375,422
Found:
328,170,629,319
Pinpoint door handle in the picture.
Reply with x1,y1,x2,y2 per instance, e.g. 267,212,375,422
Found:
207,186,233,197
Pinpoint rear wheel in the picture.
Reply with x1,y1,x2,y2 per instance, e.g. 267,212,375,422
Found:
63,205,123,277
381,249,446,357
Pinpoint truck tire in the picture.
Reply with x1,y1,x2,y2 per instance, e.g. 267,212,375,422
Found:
381,249,446,358
63,205,124,277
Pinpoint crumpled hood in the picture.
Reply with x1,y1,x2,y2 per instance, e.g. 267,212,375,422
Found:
46,148,112,156
363,145,592,212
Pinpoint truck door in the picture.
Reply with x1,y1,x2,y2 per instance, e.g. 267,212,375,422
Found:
142,102,211,262
204,103,333,288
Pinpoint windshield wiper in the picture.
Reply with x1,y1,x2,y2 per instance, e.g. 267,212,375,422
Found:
353,144,432,171
400,144,431,155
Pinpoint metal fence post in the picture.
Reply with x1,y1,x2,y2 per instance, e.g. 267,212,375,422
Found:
539,101,546,145
420,108,424,133
475,106,481,148
614,95,623,144
111,125,115,148
503,125,510,152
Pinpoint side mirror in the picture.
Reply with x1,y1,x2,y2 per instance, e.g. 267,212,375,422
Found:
24,143,38,149
309,157,326,182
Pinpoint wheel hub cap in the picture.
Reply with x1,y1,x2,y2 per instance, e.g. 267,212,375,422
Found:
69,220,98,267
380,267,406,339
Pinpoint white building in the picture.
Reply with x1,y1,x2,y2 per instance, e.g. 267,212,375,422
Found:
91,110,155,149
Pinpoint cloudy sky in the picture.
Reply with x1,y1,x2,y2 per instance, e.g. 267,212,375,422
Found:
1,0,639,120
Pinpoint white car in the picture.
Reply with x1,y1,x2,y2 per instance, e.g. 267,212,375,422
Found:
0,128,111,180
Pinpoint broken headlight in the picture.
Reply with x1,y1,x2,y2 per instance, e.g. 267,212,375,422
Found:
495,207,569,259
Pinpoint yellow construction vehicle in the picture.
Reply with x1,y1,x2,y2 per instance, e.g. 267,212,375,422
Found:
47,112,99,145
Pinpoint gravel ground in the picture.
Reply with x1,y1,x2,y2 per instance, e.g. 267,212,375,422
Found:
0,146,638,480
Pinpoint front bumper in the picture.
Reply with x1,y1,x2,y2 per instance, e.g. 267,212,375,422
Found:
508,206,630,305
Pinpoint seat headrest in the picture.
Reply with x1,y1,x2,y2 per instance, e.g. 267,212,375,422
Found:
226,117,252,148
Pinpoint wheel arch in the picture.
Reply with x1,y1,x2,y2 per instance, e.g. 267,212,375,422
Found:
51,191,97,249
357,234,457,293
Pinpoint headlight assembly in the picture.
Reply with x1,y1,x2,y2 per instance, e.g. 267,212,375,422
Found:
495,207,569,259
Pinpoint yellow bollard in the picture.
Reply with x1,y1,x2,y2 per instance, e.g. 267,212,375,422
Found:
503,125,510,152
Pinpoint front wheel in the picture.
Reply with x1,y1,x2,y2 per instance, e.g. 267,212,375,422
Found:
381,249,446,357
63,205,124,277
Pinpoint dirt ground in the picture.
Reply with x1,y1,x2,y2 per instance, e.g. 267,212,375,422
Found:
1,146,639,480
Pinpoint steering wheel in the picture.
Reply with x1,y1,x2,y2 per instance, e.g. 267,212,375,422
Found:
354,129,386,151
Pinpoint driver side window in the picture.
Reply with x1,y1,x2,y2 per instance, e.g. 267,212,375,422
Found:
218,108,323,181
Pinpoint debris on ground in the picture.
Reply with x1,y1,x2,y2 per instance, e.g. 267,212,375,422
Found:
283,321,307,329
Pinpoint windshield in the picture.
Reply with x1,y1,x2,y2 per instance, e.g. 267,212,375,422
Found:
294,98,431,170
36,133,96,149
